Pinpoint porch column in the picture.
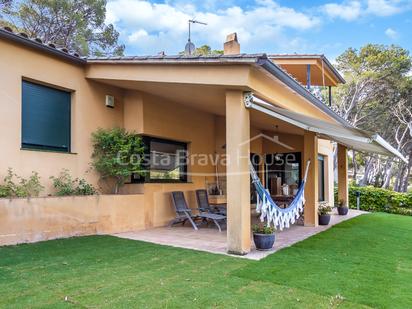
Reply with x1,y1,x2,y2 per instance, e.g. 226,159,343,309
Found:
337,144,348,206
226,90,251,255
303,131,318,226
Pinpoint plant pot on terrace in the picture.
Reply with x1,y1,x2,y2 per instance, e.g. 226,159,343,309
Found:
318,204,332,225
337,199,349,215
252,224,275,250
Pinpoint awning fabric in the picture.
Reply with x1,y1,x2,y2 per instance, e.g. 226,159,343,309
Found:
244,93,407,163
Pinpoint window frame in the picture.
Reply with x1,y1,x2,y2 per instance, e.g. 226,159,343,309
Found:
21,79,72,153
131,136,189,184
318,154,326,202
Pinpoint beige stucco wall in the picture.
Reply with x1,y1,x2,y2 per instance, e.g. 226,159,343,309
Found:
122,91,217,227
0,194,145,246
0,39,125,194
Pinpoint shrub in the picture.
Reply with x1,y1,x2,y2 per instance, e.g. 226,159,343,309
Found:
76,178,96,196
318,203,332,215
334,186,412,216
0,168,44,198
252,223,275,234
50,169,96,196
91,128,145,194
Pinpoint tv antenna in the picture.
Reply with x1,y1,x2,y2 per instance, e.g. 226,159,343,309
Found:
185,19,207,55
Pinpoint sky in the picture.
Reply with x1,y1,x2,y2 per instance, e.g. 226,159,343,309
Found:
106,0,412,59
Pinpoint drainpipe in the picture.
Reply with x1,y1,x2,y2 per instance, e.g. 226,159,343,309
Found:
306,64,311,89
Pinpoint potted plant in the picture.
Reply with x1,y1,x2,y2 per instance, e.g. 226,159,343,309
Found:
318,204,332,225
252,223,275,250
337,199,349,215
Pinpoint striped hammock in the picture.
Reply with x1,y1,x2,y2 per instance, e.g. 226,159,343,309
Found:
250,160,311,230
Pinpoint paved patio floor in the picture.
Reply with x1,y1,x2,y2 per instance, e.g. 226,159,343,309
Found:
113,209,367,260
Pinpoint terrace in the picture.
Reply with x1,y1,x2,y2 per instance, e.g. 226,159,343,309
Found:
114,209,366,260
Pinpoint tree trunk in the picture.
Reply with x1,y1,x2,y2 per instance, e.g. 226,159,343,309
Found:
382,159,394,189
394,164,406,192
352,150,357,184
360,156,374,186
400,153,412,192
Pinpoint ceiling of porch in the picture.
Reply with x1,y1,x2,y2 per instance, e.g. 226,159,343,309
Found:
91,78,306,136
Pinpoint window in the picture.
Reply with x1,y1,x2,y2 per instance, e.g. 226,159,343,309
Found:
22,80,71,152
265,152,302,195
318,155,325,201
250,153,261,203
131,136,188,183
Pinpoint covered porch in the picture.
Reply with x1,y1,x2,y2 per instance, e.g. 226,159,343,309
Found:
114,209,367,260
86,54,404,256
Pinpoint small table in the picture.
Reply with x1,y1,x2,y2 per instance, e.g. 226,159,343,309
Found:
271,195,294,208
208,195,227,214
208,195,227,206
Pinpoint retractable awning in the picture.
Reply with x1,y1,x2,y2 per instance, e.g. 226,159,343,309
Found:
244,93,407,163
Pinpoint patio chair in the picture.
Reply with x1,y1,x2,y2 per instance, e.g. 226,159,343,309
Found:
195,189,227,216
169,191,226,232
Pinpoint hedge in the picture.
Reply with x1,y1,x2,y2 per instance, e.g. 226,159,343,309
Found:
334,186,412,216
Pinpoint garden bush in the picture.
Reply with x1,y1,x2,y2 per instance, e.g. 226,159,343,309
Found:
0,168,44,198
50,169,96,196
91,127,145,194
334,185,412,215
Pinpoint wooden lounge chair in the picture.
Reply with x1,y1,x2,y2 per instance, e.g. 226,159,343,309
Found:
169,191,226,232
195,189,227,216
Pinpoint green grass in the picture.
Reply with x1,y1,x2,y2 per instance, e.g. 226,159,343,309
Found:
0,213,411,308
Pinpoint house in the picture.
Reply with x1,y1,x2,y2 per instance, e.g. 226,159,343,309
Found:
0,28,405,254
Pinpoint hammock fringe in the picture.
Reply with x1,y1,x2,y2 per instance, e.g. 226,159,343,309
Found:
251,160,310,231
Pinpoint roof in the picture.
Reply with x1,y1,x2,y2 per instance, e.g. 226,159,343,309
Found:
269,54,345,84
0,25,348,126
87,53,268,64
0,27,86,65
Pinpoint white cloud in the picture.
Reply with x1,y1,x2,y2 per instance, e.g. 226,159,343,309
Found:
322,0,412,20
385,27,399,39
106,0,320,55
367,0,402,16
323,1,362,21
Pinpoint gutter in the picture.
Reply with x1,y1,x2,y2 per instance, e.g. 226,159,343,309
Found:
256,57,350,127
0,28,86,65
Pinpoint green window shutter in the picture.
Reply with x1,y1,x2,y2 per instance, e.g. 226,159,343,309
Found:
22,81,71,152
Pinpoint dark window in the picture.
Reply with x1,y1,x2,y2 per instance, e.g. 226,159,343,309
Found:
318,154,325,201
250,153,261,203
131,136,188,183
265,152,301,195
22,80,71,152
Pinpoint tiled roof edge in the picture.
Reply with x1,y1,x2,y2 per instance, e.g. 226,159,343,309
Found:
0,27,86,65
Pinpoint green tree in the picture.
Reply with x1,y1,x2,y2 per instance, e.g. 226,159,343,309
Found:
193,45,223,56
180,44,223,56
1,0,124,56
91,128,145,194
334,44,412,191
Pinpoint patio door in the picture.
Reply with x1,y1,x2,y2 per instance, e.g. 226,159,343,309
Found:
264,152,302,196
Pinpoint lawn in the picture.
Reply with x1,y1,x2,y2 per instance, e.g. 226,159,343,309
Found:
1,213,411,308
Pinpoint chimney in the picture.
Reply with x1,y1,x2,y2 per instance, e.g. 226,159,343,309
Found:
224,33,240,55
